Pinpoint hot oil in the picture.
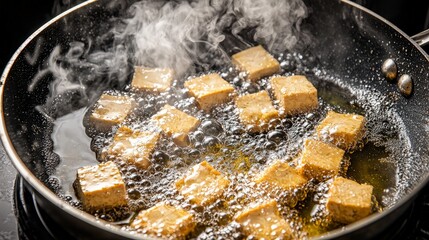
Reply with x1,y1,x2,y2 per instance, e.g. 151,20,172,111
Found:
347,143,397,204
51,108,97,199
49,52,405,239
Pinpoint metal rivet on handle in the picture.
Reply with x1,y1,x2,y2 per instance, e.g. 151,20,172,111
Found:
381,58,397,82
397,74,413,97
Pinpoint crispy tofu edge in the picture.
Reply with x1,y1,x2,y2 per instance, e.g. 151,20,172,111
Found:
254,160,307,191
326,177,374,224
131,203,196,237
131,66,174,93
103,126,161,169
151,104,201,142
175,161,230,206
231,45,280,81
234,199,293,240
315,111,366,150
184,74,235,112
235,199,279,221
299,139,345,181
270,75,319,116
89,93,137,131
235,90,279,132
75,161,128,211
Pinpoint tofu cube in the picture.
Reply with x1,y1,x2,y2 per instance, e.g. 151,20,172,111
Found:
104,126,160,169
254,160,307,191
270,75,318,116
184,73,235,111
316,111,366,150
131,66,174,93
131,203,195,237
151,104,200,146
299,139,345,181
232,45,280,81
326,177,373,224
175,161,230,206
235,90,279,132
235,200,293,240
89,93,136,131
75,161,127,210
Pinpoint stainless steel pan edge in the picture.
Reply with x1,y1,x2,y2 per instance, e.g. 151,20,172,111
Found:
0,0,428,239
343,0,429,56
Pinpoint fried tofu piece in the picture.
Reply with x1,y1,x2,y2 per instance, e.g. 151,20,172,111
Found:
254,160,307,191
175,161,230,206
232,45,280,81
151,104,200,146
326,177,373,224
131,203,195,238
299,139,345,181
316,111,366,150
235,200,293,240
89,93,136,131
131,67,174,93
75,161,127,210
235,90,279,132
270,75,318,116
104,126,160,169
184,73,235,111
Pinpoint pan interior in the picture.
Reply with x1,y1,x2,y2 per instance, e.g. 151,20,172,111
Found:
2,0,429,238
48,52,408,237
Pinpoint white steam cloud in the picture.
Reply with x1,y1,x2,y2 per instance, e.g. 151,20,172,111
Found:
229,0,308,51
119,0,308,75
31,0,309,117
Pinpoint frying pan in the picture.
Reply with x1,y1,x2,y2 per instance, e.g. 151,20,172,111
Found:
1,0,429,239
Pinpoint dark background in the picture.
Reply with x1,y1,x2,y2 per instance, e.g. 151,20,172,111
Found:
0,0,429,73
361,0,429,34
0,0,84,71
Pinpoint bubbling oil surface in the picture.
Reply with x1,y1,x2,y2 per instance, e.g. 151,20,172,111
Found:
50,52,408,239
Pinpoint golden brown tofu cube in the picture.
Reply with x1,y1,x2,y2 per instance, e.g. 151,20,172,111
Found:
270,75,318,116
151,104,200,146
326,177,373,224
131,203,195,237
75,161,127,210
232,45,280,81
235,200,293,240
131,66,174,93
89,93,136,131
316,111,366,150
235,90,279,132
254,160,307,191
299,139,345,181
104,126,160,169
175,161,230,206
184,73,235,111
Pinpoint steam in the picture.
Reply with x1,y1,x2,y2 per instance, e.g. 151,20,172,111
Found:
229,0,308,51
32,0,309,118
120,0,309,75
25,37,44,66
120,0,224,76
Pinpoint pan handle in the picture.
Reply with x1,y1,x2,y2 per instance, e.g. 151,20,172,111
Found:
411,29,429,47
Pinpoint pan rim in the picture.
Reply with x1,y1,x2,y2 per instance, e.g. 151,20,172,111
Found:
342,0,429,61
0,0,428,239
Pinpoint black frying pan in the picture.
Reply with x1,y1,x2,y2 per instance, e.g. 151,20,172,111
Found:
1,0,429,239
